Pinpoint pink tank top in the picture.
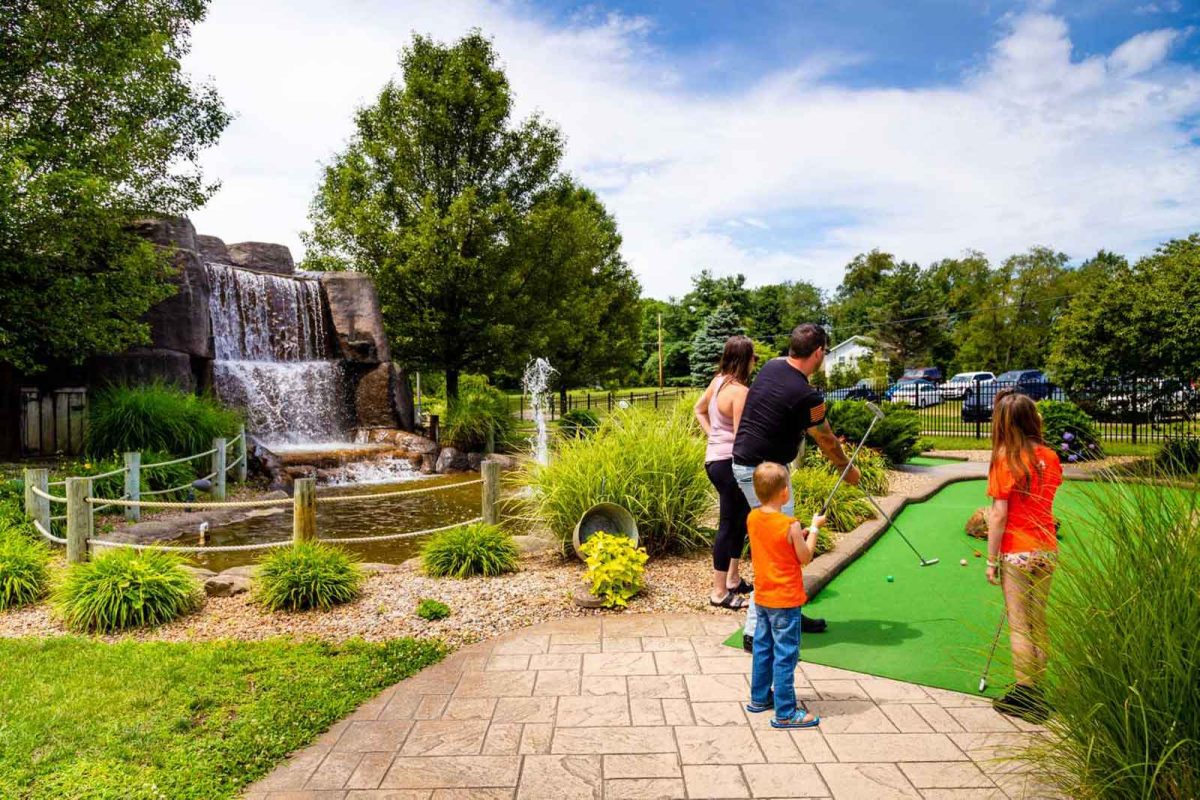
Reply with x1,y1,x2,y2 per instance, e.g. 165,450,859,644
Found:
705,375,737,463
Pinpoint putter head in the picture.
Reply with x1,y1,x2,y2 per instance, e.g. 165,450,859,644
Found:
921,558,940,566
864,401,885,420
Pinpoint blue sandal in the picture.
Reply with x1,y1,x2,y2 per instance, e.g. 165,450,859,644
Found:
745,691,774,713
770,709,820,729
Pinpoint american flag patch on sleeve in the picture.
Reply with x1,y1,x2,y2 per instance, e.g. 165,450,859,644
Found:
810,402,826,425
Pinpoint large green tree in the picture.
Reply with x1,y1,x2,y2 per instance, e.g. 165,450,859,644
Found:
1049,237,1200,387
304,31,565,399
0,0,229,372
512,183,642,405
746,281,825,352
689,305,745,387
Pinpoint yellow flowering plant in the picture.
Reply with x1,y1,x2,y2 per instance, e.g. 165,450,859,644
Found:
580,532,648,609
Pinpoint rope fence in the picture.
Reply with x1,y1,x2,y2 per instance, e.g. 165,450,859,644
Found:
22,459,502,564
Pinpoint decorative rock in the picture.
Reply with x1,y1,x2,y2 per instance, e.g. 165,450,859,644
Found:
393,365,416,430
512,535,557,555
435,447,469,473
90,347,200,392
354,363,398,428
226,241,295,275
108,520,182,544
420,453,437,474
196,234,230,263
319,272,390,363
204,574,252,597
360,562,403,574
182,566,217,581
573,583,605,609
130,215,198,253
467,452,485,470
486,454,520,471
125,218,213,358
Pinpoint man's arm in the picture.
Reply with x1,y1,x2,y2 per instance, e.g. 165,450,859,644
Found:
810,419,861,486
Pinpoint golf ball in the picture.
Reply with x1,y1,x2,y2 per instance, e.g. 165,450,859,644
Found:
960,558,968,566
886,575,894,582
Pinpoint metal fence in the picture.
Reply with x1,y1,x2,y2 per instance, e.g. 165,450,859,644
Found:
509,388,689,422
823,377,1199,443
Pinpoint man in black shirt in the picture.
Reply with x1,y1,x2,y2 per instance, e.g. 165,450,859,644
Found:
733,323,860,643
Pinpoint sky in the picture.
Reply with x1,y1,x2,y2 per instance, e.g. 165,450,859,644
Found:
185,0,1200,299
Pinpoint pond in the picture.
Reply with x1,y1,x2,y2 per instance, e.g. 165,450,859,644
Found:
173,473,487,572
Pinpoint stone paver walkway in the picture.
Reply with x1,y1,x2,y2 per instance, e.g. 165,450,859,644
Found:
245,613,1058,800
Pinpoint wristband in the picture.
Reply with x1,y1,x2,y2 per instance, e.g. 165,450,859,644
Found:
986,559,999,569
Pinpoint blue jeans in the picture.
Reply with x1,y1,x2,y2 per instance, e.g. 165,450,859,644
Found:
732,462,793,638
751,605,802,721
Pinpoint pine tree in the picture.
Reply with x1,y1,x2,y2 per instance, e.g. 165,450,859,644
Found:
689,305,745,387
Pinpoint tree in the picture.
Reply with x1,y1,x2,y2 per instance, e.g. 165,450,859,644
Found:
924,252,991,371
689,305,745,387
746,281,825,352
303,31,564,399
512,183,642,406
828,250,893,343
0,0,229,372
1049,237,1200,386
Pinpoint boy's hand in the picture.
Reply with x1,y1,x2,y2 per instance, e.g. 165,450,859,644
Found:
808,513,827,533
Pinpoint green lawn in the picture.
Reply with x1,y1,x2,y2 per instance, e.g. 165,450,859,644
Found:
0,636,445,799
921,435,1158,457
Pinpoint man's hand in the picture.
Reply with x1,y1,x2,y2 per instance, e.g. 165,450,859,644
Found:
844,464,861,487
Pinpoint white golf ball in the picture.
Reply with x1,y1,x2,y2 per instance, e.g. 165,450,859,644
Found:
960,558,968,566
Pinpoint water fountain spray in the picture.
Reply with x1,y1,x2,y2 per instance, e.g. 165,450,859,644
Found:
522,358,557,465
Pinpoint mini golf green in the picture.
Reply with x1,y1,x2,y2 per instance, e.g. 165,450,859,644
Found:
906,455,967,467
723,479,1186,698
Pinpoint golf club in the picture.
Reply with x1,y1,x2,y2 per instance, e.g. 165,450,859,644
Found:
863,493,940,566
978,608,1007,692
818,401,885,518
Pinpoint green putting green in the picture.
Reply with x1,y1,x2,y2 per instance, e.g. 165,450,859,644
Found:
723,479,1185,698
906,455,967,466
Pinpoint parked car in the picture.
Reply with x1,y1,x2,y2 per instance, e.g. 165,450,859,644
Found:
960,369,1057,422
826,379,881,403
890,379,943,408
901,366,943,382
942,371,995,401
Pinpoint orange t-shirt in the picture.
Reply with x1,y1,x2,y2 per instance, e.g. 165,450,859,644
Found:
987,444,1063,554
748,508,807,609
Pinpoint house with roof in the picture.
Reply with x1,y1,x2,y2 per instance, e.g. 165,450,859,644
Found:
823,335,876,377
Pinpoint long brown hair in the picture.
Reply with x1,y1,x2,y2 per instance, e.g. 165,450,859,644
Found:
718,335,756,385
990,389,1045,491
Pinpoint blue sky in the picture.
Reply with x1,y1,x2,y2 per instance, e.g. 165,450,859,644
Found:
187,0,1200,298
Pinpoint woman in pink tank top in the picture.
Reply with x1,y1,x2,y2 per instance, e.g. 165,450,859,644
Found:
694,336,757,608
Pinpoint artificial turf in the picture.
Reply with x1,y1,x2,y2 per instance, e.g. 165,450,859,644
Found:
723,479,1172,698
906,455,967,467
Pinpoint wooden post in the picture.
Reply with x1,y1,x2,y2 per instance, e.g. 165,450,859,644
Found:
66,477,92,564
430,414,440,443
124,452,141,522
212,437,227,501
481,460,500,526
236,424,248,483
654,391,659,410
293,477,317,543
486,421,495,455
24,468,50,531
658,312,664,389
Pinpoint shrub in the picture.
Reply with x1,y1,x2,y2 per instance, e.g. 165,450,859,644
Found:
1024,474,1200,798
441,376,516,452
1156,434,1200,474
416,598,451,620
0,528,52,610
0,478,23,528
54,549,203,633
1037,400,1102,463
87,383,241,458
421,522,519,578
255,542,364,612
580,531,648,608
790,467,874,554
802,443,890,496
559,409,601,439
826,401,921,465
67,457,129,514
522,402,711,557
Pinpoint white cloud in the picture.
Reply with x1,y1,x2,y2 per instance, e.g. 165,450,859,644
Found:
185,3,1200,299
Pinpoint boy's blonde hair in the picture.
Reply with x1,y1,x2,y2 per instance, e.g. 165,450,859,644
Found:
752,462,790,504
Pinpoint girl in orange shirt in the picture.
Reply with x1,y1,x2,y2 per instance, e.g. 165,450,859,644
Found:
985,390,1063,722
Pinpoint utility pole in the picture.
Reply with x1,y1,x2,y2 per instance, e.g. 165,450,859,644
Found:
657,313,664,389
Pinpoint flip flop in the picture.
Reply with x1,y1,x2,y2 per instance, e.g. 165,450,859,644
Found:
710,592,749,610
727,578,754,594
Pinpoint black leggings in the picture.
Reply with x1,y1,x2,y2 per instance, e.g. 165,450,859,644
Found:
706,459,750,572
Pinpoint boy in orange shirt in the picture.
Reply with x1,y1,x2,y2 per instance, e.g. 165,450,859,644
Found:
744,461,825,729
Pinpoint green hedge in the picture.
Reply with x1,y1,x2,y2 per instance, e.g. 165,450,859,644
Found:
1037,400,1102,463
825,401,921,465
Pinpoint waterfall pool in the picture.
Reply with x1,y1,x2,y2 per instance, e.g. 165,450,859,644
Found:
177,473,486,572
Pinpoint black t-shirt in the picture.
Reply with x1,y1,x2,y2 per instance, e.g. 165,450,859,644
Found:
732,358,827,467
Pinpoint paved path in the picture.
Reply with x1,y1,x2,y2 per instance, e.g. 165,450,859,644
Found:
245,613,1056,800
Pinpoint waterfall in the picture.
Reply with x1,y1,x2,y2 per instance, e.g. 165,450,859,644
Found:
206,263,349,444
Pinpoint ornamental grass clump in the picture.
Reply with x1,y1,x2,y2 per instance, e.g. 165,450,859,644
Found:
802,443,890,496
86,382,241,458
421,523,519,578
1023,472,1200,798
0,526,52,611
826,400,921,465
580,532,648,609
523,402,711,557
416,598,451,620
54,549,203,633
790,467,874,555
255,542,364,612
